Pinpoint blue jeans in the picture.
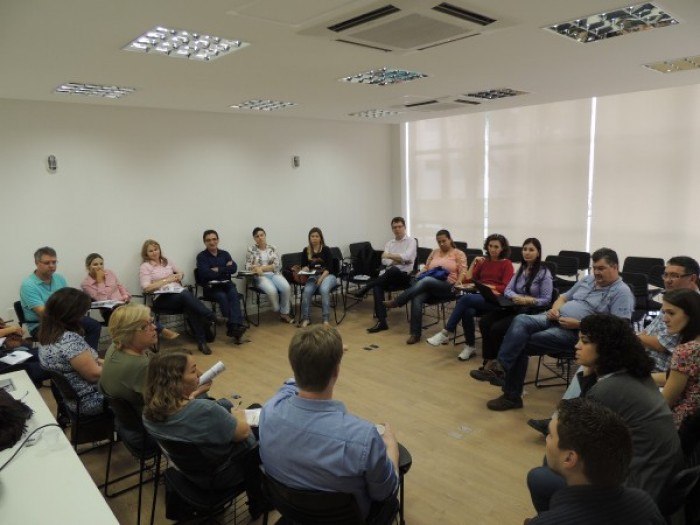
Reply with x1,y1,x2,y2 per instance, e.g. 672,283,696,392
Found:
497,313,578,398
203,282,243,328
301,275,337,322
527,465,566,513
254,274,291,315
393,277,454,337
155,289,216,343
444,293,499,346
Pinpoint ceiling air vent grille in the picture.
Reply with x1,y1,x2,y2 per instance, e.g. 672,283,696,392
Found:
328,4,401,32
404,99,439,107
432,3,496,26
335,39,392,52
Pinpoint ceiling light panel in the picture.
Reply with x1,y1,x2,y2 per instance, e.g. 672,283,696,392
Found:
466,88,527,100
546,3,678,44
54,83,135,99
339,67,427,86
348,109,402,118
230,100,297,111
124,26,249,61
644,55,700,73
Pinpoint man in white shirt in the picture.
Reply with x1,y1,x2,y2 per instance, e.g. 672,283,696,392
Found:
353,217,417,333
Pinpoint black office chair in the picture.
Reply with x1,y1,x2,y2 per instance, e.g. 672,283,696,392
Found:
282,252,304,322
558,250,590,275
344,243,382,307
544,255,579,293
621,271,652,329
43,367,114,453
151,438,251,524
622,256,665,278
103,395,160,525
464,248,484,265
454,241,468,252
13,300,29,331
658,465,700,522
261,472,370,525
508,246,523,264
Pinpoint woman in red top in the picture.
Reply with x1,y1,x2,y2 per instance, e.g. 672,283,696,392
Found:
427,233,514,360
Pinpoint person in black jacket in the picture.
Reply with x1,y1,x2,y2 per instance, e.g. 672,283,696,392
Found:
299,227,336,327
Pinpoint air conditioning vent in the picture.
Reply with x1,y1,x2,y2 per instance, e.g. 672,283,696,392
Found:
328,4,400,32
404,99,439,107
335,39,392,52
432,3,496,26
455,99,481,105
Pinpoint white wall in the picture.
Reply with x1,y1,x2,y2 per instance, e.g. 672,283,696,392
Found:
0,99,397,318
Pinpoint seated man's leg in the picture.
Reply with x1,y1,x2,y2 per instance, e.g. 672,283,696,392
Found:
81,315,102,350
497,314,551,372
527,326,578,358
224,283,244,327
527,465,566,514
371,268,409,328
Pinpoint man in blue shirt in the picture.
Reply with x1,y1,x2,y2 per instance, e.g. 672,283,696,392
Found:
259,326,399,523
19,246,101,349
483,247,634,411
195,230,246,343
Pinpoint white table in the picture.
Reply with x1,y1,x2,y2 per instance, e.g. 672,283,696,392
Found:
0,370,118,524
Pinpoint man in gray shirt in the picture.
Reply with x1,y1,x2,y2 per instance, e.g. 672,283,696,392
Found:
485,248,634,411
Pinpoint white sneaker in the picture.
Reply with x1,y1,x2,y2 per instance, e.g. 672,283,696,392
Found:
458,345,476,361
427,331,449,346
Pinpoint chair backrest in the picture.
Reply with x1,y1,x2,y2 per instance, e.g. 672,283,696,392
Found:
454,241,468,252
45,367,81,407
620,272,649,297
13,301,27,327
103,394,145,434
416,247,432,267
558,250,591,272
622,256,665,277
348,242,372,259
281,252,303,269
648,264,665,289
261,471,365,525
464,248,484,265
544,255,578,278
508,247,523,264
542,260,558,279
330,247,344,276
658,465,700,516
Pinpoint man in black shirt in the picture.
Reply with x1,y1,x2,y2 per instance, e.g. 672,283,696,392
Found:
525,398,663,525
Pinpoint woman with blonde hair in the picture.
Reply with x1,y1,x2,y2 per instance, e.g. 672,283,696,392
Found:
139,239,216,355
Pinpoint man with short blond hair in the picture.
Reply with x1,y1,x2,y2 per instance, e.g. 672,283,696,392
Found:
259,326,399,524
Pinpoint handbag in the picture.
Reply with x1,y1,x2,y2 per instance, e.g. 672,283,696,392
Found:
289,265,309,285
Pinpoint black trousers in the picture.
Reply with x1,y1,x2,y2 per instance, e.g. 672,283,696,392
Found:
366,267,412,322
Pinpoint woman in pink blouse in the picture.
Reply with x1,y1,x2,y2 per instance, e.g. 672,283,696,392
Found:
384,229,466,344
660,288,700,429
139,239,216,355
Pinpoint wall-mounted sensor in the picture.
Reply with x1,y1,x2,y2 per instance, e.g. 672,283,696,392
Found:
48,155,57,172
292,155,300,168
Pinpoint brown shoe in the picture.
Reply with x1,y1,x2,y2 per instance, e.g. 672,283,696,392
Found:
486,394,523,411
406,335,420,344
383,299,398,309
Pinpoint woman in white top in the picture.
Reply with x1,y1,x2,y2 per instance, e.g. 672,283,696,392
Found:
245,227,293,324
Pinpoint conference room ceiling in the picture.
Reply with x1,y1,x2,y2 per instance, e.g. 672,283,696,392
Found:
2,0,700,123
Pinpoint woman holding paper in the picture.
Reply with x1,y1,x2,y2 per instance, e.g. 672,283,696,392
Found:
81,253,131,324
142,350,267,519
139,239,216,355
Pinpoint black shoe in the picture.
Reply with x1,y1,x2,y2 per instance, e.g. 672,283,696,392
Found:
226,324,235,337
367,321,389,333
486,394,523,411
527,418,551,436
198,342,212,355
204,321,216,342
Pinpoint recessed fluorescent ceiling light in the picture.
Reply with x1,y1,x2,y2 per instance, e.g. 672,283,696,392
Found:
54,83,135,99
123,26,249,61
339,67,427,86
644,55,700,73
466,88,526,100
230,100,296,111
348,109,401,118
546,3,678,43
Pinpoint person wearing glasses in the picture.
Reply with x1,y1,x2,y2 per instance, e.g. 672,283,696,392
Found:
20,246,102,350
639,256,700,380
352,217,417,334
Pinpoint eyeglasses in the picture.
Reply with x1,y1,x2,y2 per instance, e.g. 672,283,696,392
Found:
662,272,692,280
138,318,156,331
